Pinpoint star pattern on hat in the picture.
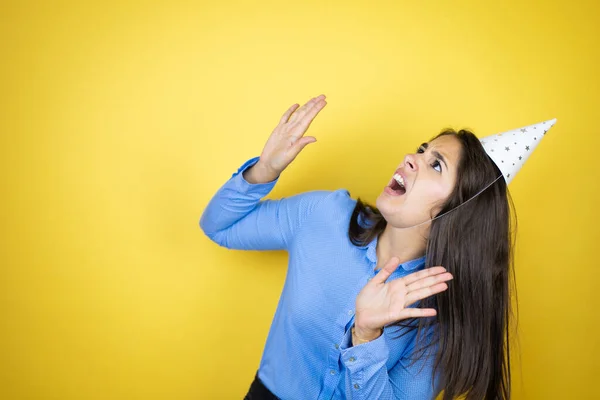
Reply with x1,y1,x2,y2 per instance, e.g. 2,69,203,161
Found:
479,118,557,184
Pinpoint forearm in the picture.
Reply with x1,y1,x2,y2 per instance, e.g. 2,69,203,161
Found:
199,157,330,250
242,159,280,184
340,327,438,400
341,327,395,399
199,157,278,240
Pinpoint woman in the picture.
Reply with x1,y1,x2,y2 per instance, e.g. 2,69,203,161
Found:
200,94,546,399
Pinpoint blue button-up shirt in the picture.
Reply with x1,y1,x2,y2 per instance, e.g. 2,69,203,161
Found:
200,157,440,399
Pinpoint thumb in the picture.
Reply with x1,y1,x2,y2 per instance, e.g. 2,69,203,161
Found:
372,257,400,285
291,136,317,154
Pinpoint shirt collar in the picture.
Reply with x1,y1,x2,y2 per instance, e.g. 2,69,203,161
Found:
363,235,426,272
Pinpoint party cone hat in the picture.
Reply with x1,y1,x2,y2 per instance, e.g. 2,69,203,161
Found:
479,118,557,184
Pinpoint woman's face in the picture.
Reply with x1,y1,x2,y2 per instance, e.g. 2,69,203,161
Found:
375,134,462,229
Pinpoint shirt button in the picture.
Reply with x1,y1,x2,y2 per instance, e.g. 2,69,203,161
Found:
349,357,356,362
330,370,336,375
347,309,353,316
353,383,360,389
334,344,339,349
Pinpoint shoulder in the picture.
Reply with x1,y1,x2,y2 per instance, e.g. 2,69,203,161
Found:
282,188,354,211
286,189,358,249
294,189,357,235
274,189,356,232
310,188,356,215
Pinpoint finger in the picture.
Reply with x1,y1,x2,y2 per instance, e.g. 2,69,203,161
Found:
280,103,300,125
392,308,437,320
371,257,400,285
290,98,327,138
289,136,317,156
400,266,447,286
287,100,310,124
405,272,453,294
289,95,326,126
404,282,449,307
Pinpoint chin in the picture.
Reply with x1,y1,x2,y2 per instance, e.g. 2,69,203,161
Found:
375,191,393,219
376,191,420,229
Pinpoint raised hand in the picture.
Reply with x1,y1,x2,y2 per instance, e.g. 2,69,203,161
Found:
244,95,327,184
354,257,453,341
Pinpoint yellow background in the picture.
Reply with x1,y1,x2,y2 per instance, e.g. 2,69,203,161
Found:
1,1,599,399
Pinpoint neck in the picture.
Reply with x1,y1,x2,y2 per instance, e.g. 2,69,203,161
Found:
375,223,428,270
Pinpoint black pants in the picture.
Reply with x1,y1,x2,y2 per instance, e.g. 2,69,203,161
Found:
244,372,279,400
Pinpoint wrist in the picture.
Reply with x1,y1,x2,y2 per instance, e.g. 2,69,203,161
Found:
243,161,280,184
352,324,383,343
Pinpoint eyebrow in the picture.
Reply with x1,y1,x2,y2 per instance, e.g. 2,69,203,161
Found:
420,142,449,171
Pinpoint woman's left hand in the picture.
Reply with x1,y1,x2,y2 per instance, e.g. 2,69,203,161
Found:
354,257,453,341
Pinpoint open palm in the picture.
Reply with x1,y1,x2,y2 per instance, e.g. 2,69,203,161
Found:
259,95,326,174
355,257,453,334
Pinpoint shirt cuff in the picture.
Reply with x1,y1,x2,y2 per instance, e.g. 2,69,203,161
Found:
339,327,390,374
229,156,279,196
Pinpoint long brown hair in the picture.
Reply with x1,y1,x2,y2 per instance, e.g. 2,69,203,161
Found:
348,129,516,399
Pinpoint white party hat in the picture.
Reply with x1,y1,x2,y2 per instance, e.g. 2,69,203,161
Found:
479,118,557,184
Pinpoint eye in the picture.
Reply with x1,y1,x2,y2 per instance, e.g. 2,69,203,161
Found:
417,146,425,154
432,160,442,173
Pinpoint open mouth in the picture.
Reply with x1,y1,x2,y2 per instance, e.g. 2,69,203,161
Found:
385,173,407,196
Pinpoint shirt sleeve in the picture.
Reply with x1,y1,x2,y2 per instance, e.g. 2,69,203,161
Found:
339,327,440,400
199,156,330,251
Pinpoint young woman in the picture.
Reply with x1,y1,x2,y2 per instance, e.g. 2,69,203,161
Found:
200,94,523,399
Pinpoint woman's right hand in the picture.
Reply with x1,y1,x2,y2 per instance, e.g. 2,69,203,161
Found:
244,94,327,184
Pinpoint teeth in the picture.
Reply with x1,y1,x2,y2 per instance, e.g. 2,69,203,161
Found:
393,173,405,188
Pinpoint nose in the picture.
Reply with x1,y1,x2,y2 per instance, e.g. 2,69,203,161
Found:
403,154,417,171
